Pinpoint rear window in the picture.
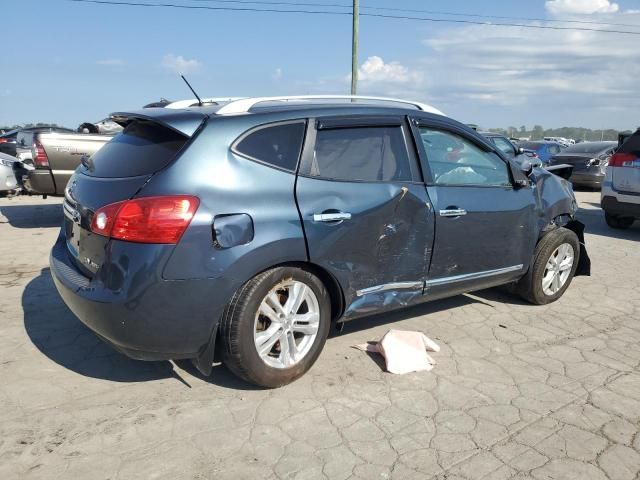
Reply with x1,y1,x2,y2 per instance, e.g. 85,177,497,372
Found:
232,121,306,171
519,142,544,151
81,121,188,178
562,142,615,154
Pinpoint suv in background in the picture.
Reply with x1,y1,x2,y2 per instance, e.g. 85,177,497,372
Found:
601,128,640,229
50,95,589,387
518,141,564,164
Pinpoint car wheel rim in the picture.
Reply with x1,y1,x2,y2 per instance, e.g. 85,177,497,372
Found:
542,243,574,296
253,280,320,369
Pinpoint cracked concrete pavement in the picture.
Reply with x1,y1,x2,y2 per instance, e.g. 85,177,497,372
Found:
0,190,639,480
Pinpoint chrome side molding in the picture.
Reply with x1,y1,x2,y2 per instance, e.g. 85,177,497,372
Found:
426,264,524,287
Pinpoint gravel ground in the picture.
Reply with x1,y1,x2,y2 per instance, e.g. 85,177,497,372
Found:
0,190,639,480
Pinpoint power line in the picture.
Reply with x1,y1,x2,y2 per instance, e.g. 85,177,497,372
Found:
185,0,640,29
68,0,640,36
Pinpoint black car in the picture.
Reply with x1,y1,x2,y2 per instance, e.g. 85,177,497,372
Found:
0,129,19,157
50,95,589,387
549,141,617,189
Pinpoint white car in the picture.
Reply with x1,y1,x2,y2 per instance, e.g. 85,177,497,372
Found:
0,152,18,192
601,129,640,229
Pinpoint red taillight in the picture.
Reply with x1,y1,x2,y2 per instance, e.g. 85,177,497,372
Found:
33,141,49,167
90,195,199,244
0,138,8,144
608,152,636,167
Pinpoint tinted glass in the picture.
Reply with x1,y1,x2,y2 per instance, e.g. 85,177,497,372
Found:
234,122,305,171
562,142,615,154
419,128,510,186
618,131,640,155
519,142,545,151
81,121,187,178
310,127,413,182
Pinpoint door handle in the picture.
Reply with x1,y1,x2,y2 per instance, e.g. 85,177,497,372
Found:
313,212,352,223
439,208,467,217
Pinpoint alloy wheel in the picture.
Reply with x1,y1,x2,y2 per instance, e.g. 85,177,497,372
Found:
541,243,574,296
253,280,320,369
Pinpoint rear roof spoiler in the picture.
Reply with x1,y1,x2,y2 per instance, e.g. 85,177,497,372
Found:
110,108,209,137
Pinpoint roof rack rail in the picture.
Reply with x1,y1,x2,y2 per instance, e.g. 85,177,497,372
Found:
215,95,445,116
164,97,247,109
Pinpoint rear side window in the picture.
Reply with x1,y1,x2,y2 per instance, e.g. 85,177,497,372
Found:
82,121,187,178
309,126,415,182
233,121,306,171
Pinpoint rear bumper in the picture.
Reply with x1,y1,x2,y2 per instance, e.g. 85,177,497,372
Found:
49,233,226,361
23,169,56,195
570,172,603,187
601,195,640,218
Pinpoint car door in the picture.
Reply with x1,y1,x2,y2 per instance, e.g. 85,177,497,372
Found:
295,115,435,319
410,117,537,298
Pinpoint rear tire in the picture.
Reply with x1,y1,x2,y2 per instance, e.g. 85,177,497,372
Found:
517,227,580,305
604,212,634,229
219,267,331,388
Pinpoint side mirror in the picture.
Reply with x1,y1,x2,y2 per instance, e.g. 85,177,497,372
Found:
517,147,525,154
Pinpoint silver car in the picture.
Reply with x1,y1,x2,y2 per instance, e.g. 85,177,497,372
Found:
0,152,18,192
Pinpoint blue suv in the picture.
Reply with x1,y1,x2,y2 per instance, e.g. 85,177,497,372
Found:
50,96,589,387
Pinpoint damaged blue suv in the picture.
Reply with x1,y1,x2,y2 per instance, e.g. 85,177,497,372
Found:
50,96,590,387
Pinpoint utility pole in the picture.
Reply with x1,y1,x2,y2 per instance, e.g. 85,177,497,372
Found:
351,0,359,96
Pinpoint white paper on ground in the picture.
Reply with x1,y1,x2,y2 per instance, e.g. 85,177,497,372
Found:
353,329,440,374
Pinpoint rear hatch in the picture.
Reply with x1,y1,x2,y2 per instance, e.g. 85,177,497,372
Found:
63,112,206,277
611,131,640,194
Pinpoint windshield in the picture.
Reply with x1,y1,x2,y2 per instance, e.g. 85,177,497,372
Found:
562,142,615,154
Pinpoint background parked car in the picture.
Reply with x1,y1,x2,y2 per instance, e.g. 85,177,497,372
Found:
15,127,75,162
548,141,616,189
518,140,565,164
0,129,20,157
21,130,112,197
77,118,123,135
50,96,589,388
0,152,19,193
601,128,640,229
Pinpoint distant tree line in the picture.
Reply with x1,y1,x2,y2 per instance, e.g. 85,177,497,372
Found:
488,125,634,142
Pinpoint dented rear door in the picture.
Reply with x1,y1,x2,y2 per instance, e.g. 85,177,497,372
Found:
295,116,434,319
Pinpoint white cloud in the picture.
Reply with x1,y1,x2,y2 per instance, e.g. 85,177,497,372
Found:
419,16,640,127
353,56,419,84
272,68,283,81
161,54,202,74
96,58,125,66
545,0,619,15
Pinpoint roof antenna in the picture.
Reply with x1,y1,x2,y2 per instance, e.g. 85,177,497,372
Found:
180,74,203,106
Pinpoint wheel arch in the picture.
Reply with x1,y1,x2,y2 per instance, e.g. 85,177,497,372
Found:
539,214,590,277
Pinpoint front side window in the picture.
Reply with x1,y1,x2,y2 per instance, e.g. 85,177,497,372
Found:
309,126,414,182
492,137,516,157
419,128,511,186
233,121,306,171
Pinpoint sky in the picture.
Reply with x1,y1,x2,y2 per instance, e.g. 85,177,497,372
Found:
1,0,640,130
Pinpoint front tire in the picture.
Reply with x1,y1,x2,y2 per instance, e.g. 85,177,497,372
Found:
517,227,580,305
605,212,634,229
219,267,331,388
